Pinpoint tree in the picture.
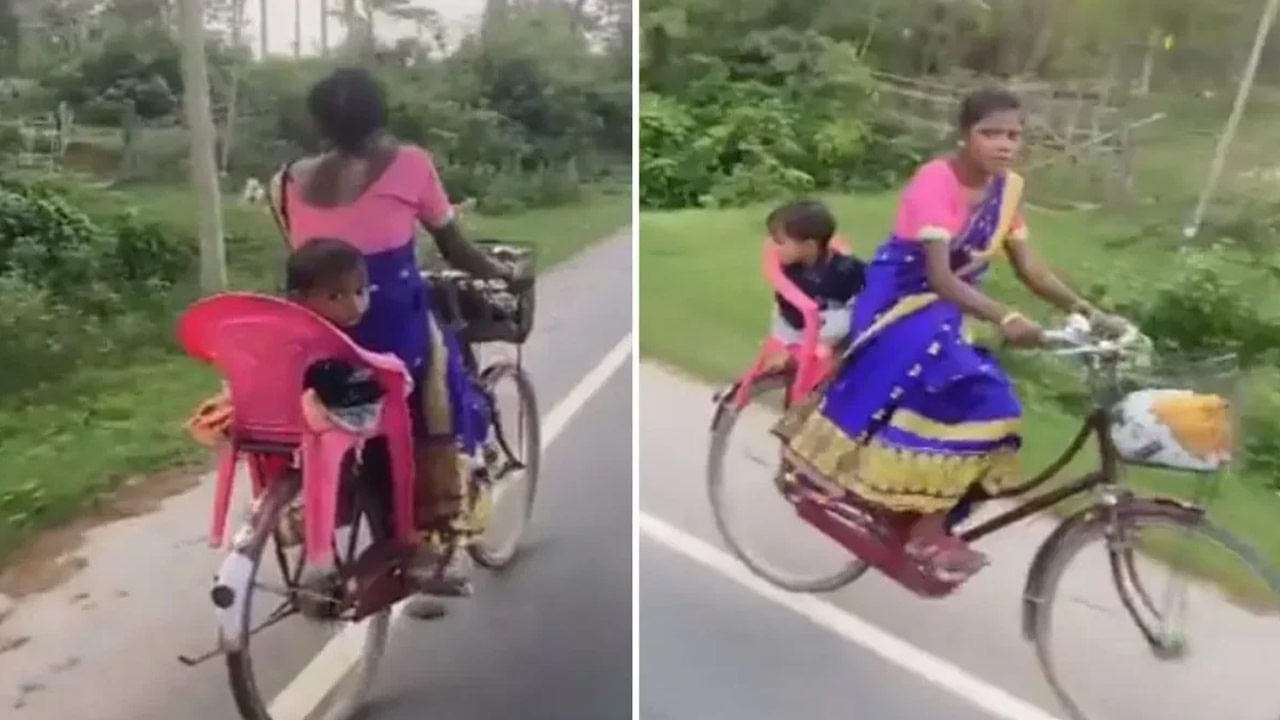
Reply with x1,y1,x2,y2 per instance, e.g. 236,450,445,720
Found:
1021,0,1063,75
0,0,20,73
258,0,266,57
177,0,226,293
389,6,446,58
216,0,247,172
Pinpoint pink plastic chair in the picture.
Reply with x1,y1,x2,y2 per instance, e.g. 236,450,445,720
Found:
730,235,851,409
177,293,417,566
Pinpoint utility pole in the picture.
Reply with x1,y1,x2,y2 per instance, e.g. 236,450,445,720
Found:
178,0,227,293
1185,0,1280,238
258,0,267,58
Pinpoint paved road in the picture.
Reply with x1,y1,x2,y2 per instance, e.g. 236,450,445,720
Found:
0,232,633,720
638,363,1280,720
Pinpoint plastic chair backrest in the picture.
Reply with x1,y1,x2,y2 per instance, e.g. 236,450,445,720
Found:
177,293,417,561
761,235,851,399
178,293,405,443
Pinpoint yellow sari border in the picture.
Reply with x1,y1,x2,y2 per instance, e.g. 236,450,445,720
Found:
888,408,1020,443
846,292,939,354
780,408,1022,514
973,171,1024,261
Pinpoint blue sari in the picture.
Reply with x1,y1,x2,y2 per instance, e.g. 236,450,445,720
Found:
775,172,1026,515
348,240,482,455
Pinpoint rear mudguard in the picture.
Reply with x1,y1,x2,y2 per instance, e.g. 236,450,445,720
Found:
1020,497,1203,641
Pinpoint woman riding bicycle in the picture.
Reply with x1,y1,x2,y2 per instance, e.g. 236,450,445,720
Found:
268,68,527,603
774,88,1126,582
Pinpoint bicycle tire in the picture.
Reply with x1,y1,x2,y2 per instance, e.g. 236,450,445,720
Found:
707,373,867,593
225,472,391,720
470,361,541,569
1027,499,1280,720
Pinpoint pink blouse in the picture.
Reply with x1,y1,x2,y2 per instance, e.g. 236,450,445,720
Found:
892,158,1027,243
283,145,454,253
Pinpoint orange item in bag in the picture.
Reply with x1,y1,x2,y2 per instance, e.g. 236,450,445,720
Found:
186,388,234,446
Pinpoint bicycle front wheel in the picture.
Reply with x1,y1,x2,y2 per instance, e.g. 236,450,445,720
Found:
470,361,540,569
1029,499,1280,720
708,374,866,593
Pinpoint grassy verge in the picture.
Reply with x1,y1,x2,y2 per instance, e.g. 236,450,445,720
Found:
0,182,629,566
640,194,1280,605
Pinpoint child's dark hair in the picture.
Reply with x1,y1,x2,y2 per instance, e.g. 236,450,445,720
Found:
957,88,1022,132
766,200,836,246
286,238,366,296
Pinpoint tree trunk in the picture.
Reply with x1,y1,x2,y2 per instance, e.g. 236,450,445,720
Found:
220,0,246,174
320,0,328,55
258,0,267,57
1136,27,1158,95
178,0,227,293
569,0,587,35
293,0,301,57
1021,0,1061,76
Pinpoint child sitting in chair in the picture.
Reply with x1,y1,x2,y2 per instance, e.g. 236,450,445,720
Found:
765,200,867,370
186,238,375,446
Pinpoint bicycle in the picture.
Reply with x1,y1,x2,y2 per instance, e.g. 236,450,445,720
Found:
708,239,1280,719
174,240,540,720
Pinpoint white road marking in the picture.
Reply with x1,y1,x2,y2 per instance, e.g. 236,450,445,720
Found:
269,335,633,720
639,512,1064,720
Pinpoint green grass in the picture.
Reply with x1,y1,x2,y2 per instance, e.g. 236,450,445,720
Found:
0,182,629,567
640,194,1280,605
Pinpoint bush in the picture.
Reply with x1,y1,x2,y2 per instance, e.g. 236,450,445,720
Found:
1125,249,1280,364
0,181,195,396
105,209,192,289
639,29,924,210
0,180,192,310
0,183,114,306
0,274,86,393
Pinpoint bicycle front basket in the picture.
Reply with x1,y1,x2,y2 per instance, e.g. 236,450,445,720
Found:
425,240,537,345
1110,353,1242,475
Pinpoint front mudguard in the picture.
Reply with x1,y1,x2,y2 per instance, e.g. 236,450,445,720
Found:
1020,496,1203,641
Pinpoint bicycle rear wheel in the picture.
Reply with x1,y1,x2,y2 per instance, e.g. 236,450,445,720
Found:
470,361,540,569
224,470,391,720
707,374,866,592
1028,499,1280,720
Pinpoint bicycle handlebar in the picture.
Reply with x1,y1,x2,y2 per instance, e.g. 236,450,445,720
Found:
1041,314,1148,359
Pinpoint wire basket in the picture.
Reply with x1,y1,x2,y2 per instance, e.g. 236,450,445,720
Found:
1109,352,1243,481
425,240,537,345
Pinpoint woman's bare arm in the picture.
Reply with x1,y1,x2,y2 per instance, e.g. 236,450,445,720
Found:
427,221,508,279
1003,237,1087,314
923,240,1011,324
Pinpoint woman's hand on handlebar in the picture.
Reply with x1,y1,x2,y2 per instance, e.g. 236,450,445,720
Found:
1000,313,1046,348
501,261,534,293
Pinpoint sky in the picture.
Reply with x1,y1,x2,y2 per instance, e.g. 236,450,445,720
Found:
243,0,488,58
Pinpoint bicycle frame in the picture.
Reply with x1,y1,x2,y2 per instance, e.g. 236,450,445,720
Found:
958,408,1117,544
